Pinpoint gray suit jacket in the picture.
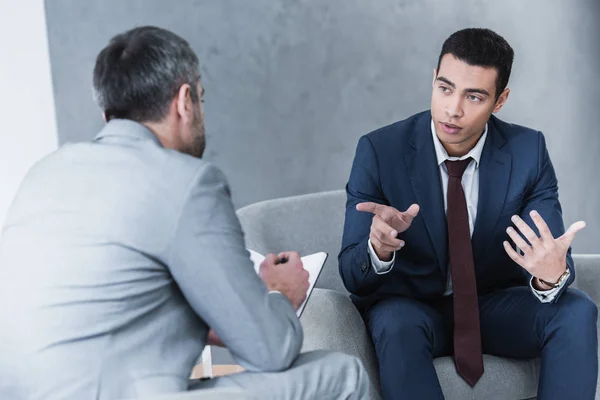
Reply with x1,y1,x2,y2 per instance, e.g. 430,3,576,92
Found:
0,120,302,399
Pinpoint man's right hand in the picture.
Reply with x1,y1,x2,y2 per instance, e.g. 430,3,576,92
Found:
259,252,309,310
356,202,420,261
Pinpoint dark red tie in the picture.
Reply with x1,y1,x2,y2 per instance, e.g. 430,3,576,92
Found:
445,158,484,386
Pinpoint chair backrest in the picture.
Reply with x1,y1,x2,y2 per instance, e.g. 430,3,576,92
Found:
236,190,348,294
237,190,600,301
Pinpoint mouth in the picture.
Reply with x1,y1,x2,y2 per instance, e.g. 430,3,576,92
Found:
440,122,462,135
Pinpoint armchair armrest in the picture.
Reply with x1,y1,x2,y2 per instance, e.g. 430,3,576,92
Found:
572,255,600,305
300,288,381,399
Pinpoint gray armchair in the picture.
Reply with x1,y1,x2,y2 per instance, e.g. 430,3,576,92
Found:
237,190,600,400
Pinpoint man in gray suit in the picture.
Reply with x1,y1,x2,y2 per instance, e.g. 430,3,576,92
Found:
0,26,368,400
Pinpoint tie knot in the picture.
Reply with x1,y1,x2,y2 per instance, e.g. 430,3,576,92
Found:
445,158,472,178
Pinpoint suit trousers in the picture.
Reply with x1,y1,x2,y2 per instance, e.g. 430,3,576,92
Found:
362,286,598,400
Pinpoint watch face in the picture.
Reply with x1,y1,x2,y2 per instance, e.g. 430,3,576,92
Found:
555,270,569,287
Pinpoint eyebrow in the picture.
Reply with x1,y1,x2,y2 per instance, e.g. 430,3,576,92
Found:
436,76,490,97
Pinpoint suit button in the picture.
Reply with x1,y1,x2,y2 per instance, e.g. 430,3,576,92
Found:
361,262,367,272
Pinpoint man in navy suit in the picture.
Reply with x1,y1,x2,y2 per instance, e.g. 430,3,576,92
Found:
339,28,598,399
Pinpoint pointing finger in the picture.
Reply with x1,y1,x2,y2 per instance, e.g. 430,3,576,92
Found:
356,202,385,215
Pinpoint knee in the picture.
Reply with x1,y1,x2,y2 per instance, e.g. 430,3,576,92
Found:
373,315,432,346
555,289,598,329
330,352,370,398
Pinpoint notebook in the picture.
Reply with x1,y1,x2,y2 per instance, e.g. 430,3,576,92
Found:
200,250,328,378
248,249,328,317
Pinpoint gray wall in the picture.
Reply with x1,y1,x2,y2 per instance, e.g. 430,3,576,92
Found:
46,0,600,255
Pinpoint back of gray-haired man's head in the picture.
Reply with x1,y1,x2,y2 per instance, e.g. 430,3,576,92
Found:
93,26,201,123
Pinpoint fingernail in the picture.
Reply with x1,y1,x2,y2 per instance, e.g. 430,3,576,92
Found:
506,227,513,233
511,215,518,222
390,230,397,237
399,241,405,248
530,210,538,217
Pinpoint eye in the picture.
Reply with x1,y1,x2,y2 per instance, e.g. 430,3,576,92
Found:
467,95,482,102
439,86,451,93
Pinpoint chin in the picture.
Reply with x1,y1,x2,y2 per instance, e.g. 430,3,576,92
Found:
441,133,467,143
192,138,206,158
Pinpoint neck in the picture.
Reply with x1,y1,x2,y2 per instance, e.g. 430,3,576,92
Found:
143,120,181,151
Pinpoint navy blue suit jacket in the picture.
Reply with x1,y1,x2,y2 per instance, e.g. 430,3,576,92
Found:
339,110,574,311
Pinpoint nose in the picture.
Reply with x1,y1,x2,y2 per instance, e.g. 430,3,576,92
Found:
445,96,464,119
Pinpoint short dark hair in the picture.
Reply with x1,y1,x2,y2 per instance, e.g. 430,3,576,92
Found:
93,26,201,122
436,28,514,99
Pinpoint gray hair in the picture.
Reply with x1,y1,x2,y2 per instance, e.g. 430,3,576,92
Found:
93,26,201,122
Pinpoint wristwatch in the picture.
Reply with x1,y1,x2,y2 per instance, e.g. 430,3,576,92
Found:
539,268,570,289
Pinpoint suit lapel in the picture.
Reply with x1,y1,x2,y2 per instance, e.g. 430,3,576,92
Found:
471,117,512,265
405,113,448,274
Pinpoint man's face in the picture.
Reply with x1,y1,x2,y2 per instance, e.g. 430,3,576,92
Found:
430,54,508,156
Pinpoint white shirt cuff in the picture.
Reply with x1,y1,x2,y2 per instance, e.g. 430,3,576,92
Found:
529,269,570,303
367,239,395,274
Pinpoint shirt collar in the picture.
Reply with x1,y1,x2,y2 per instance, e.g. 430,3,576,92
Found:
430,119,488,167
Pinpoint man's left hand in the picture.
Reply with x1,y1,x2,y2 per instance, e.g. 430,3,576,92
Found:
503,210,586,287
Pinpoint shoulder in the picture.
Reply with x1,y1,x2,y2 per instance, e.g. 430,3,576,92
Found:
364,111,429,145
160,151,231,200
490,115,545,149
353,111,430,159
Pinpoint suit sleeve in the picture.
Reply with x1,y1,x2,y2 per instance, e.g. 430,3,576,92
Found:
167,163,302,372
519,131,574,303
339,135,395,296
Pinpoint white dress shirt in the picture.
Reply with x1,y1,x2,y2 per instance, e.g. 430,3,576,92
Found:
367,119,568,303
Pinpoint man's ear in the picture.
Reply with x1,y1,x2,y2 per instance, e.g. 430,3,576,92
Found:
102,112,107,123
432,68,437,88
493,88,511,113
175,83,194,121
